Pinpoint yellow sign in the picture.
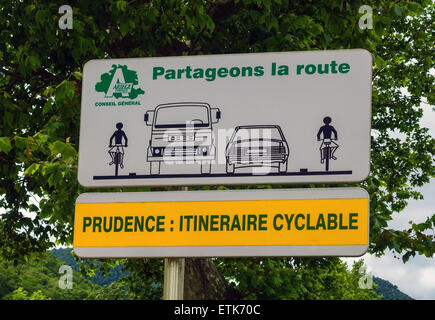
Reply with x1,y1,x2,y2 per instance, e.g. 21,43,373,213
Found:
74,197,368,249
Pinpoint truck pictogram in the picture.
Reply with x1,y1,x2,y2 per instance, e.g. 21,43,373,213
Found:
144,102,221,175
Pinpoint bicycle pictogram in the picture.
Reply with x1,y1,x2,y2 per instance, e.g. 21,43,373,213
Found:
108,122,128,176
317,116,339,172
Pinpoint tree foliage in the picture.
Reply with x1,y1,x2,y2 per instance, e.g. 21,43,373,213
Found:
85,282,133,300
373,276,414,300
216,258,380,300
0,251,101,299
0,0,434,299
51,247,127,287
6,287,51,300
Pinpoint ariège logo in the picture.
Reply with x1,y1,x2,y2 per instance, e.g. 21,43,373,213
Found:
95,64,145,100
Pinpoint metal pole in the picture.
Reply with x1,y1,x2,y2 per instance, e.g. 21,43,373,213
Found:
163,186,187,300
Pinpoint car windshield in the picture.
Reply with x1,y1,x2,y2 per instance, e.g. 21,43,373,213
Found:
154,106,209,128
232,127,284,142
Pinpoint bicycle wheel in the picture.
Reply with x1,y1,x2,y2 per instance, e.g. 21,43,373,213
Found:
324,147,330,171
115,151,121,176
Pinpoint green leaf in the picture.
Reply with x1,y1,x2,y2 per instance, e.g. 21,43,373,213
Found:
49,140,76,162
13,136,27,150
374,55,386,68
50,140,67,155
406,2,423,15
116,0,127,12
392,5,404,17
35,9,50,25
25,4,36,14
0,137,12,154
41,163,59,176
42,101,53,115
47,169,63,187
24,163,40,176
55,81,76,102
205,15,215,33
293,15,311,29
119,20,129,37
62,144,77,162
72,72,83,80
26,55,41,71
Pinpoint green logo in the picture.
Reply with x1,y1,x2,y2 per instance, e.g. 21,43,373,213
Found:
95,64,145,99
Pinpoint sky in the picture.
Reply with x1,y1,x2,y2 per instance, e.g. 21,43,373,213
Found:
343,105,435,300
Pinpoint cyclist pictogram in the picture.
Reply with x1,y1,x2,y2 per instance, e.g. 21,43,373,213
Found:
317,116,339,172
108,122,128,176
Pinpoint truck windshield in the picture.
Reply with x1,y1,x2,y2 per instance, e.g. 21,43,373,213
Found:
154,106,210,128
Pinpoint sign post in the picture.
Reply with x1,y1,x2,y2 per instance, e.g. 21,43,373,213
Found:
163,186,187,300
163,258,185,300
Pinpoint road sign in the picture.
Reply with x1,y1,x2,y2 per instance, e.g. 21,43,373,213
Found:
78,49,372,187
73,188,369,258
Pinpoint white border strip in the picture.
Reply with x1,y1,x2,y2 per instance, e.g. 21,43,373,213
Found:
74,245,369,258
76,187,369,203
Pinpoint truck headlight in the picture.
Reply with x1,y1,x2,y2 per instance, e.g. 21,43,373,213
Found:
152,147,163,156
198,146,208,156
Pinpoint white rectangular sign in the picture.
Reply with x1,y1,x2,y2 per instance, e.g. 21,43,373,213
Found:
73,187,369,258
78,49,372,187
